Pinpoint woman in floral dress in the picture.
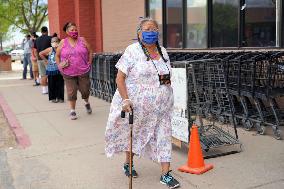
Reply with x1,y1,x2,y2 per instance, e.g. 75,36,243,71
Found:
105,18,180,188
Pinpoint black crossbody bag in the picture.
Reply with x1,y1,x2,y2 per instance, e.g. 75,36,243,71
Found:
149,58,171,85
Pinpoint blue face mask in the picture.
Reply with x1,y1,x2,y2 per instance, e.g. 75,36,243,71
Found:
142,31,159,45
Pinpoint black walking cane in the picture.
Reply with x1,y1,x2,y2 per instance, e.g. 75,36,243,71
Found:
121,108,134,189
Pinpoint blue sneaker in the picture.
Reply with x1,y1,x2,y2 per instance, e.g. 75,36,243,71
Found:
123,163,138,178
160,171,180,189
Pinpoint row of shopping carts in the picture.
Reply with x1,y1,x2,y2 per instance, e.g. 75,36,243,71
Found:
169,51,284,140
171,59,241,154
90,53,121,102
90,51,284,140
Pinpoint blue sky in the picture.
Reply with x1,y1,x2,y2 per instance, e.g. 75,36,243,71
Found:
3,29,25,47
3,21,49,47
3,0,48,48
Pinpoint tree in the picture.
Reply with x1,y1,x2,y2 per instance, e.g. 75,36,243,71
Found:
0,6,11,50
0,0,48,34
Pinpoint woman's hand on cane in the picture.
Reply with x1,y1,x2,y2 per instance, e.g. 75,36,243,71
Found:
122,99,133,112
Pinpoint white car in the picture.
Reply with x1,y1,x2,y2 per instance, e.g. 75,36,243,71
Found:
10,48,24,62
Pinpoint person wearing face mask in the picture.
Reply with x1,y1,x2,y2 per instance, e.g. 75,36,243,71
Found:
39,36,64,103
105,18,180,189
55,22,93,120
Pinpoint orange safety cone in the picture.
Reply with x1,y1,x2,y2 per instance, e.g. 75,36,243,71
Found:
178,124,213,174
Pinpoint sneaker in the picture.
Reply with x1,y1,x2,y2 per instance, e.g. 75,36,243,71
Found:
51,99,58,103
85,103,92,114
160,171,180,189
42,87,48,95
33,82,40,86
58,99,64,103
70,111,77,120
123,163,138,178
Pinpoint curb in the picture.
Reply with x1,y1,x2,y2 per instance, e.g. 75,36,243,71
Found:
0,94,31,148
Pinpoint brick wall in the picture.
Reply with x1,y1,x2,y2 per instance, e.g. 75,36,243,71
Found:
47,0,60,36
48,0,75,38
101,0,145,52
73,0,103,51
48,0,102,52
48,0,144,52
0,55,12,71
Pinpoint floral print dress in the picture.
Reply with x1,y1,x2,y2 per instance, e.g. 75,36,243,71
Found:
105,42,174,163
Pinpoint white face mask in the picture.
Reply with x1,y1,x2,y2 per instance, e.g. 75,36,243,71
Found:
51,42,58,48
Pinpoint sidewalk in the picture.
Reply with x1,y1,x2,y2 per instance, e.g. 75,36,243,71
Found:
0,69,284,189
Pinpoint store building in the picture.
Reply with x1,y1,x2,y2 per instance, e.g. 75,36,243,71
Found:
48,0,284,52
147,0,283,49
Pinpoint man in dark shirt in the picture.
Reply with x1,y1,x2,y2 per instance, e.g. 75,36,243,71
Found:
35,26,51,94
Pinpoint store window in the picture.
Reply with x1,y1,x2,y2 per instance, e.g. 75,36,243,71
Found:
212,0,239,47
149,0,163,44
280,1,284,47
244,0,276,47
166,0,183,48
186,0,207,48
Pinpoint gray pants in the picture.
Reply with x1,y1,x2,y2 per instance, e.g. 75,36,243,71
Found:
37,60,47,77
23,53,33,79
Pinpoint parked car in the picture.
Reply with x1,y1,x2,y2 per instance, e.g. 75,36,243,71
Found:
10,48,24,62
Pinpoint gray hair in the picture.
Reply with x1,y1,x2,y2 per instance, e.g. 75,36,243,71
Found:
137,17,159,33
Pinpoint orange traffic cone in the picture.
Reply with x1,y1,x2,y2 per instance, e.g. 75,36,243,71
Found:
178,124,213,174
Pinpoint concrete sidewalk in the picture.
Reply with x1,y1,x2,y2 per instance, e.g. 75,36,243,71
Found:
0,71,284,189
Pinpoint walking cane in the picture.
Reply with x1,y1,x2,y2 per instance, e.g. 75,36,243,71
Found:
121,108,134,189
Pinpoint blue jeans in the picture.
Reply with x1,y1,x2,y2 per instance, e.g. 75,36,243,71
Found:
23,53,33,79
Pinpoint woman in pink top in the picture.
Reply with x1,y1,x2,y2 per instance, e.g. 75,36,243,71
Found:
56,22,93,120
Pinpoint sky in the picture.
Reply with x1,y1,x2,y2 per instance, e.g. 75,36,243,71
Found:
3,21,49,48
3,29,25,47
3,0,48,48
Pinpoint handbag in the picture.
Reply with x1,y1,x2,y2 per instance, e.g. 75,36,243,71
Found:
59,45,71,69
58,59,69,69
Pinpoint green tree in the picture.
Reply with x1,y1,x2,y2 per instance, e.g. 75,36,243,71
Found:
0,0,48,34
0,5,11,50
0,23,10,50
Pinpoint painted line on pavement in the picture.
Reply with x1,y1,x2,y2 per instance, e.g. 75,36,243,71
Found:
0,94,31,148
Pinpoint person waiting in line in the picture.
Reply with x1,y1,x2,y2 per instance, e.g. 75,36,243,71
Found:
39,36,64,103
22,34,33,80
55,22,93,120
52,33,58,38
35,26,51,94
31,32,40,86
105,18,180,189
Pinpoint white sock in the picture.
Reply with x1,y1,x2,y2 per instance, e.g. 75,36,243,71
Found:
42,87,46,93
84,101,89,105
70,109,75,113
36,78,40,83
45,86,48,93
